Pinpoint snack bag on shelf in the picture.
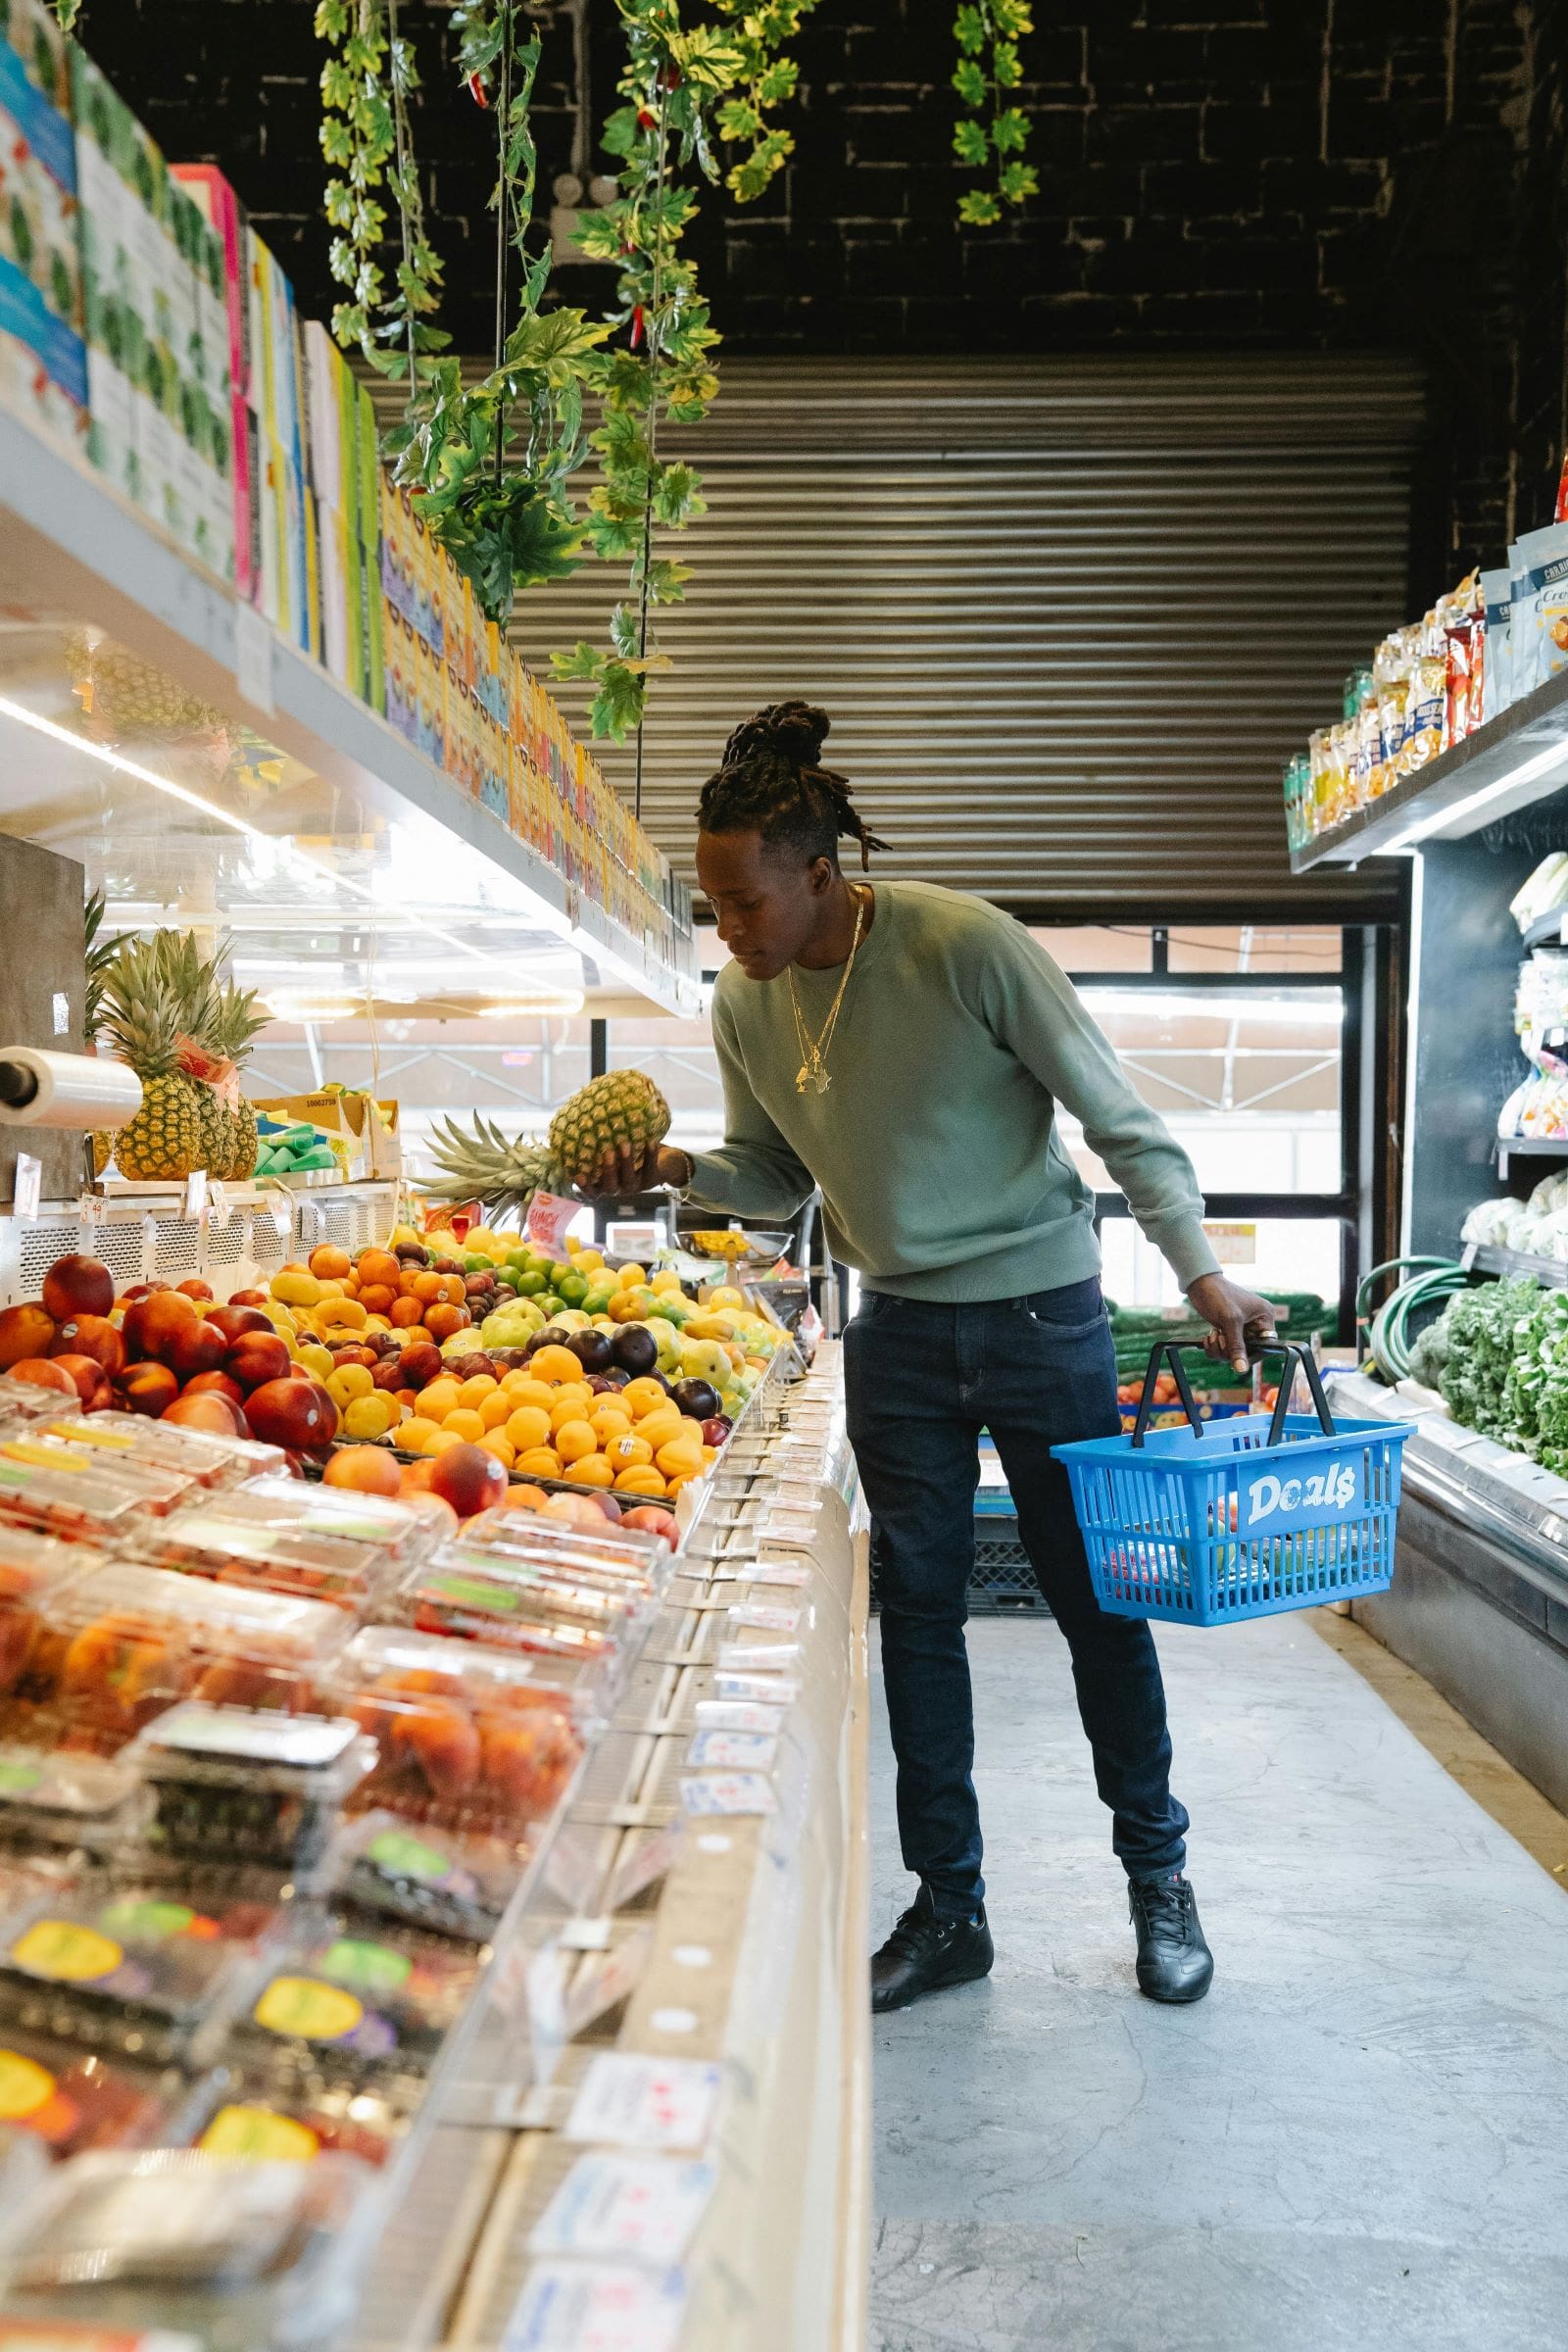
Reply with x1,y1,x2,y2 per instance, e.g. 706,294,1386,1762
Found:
1403,610,1447,770
329,1623,588,1838
1518,517,1568,691
1482,564,1513,723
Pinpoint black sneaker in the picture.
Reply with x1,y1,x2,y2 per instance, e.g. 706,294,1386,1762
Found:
870,1885,994,2014
1128,1871,1213,2003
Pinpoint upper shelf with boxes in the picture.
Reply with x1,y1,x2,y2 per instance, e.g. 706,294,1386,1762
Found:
0,0,696,1016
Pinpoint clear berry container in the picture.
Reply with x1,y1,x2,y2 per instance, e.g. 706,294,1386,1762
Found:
331,1809,530,1941
329,1624,587,1838
0,2026,220,2159
0,1883,277,2068
395,1552,635,1675
127,1705,377,1878
463,1508,674,1587
236,1911,483,2090
126,1506,400,1618
0,1561,353,1756
36,1412,287,1490
0,1434,196,1517
0,1746,150,1856
189,2075,408,2168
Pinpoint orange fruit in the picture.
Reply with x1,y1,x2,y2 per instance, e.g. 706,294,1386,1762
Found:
588,1405,633,1443
554,1420,598,1464
443,1408,486,1445
323,1446,402,1496
501,1374,554,1407
638,1409,685,1451
479,1433,515,1470
479,1392,513,1432
508,1484,549,1512
621,1378,669,1418
550,1382,594,1418
515,1446,563,1481
400,1458,438,1493
411,1271,444,1305
656,1436,703,1478
603,1431,653,1471
358,1284,396,1316
531,1345,583,1385
457,1375,499,1409
423,1303,470,1343
398,1416,440,1454
358,1250,401,1290
613,1465,666,1495
309,1245,353,1281
390,1297,424,1328
420,1379,463,1423
550,1394,597,1438
664,1471,702,1499
505,1405,553,1452
425,1428,466,1456
565,1454,614,1488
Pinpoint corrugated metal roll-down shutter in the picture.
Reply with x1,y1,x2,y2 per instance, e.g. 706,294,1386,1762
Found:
380,354,1420,916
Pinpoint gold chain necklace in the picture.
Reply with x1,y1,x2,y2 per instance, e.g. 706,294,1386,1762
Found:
786,887,867,1096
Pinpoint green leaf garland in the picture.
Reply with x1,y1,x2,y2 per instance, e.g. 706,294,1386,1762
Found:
315,0,447,376
953,0,1037,226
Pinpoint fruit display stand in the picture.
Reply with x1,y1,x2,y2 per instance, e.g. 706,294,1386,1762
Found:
0,1180,404,1312
336,1341,870,2352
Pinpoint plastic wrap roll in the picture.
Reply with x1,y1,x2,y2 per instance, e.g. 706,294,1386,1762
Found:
0,1049,142,1129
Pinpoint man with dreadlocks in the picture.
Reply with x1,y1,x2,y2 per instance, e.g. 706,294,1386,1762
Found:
587,699,1276,2014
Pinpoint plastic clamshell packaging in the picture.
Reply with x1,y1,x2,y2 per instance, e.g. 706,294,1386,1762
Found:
191,2071,408,2168
0,2148,378,2349
0,1435,196,1517
0,1375,89,1427
398,1554,632,1677
330,1625,587,1836
0,1529,112,1694
227,1477,436,1565
126,1705,378,1877
237,1912,485,2087
0,1452,166,1544
0,2027,221,2159
127,1506,398,1617
421,1542,653,1632
463,1508,675,1584
39,1411,288,1488
0,1744,150,1854
0,1561,353,1755
331,1808,530,1941
442,1531,663,1608
0,1884,278,2067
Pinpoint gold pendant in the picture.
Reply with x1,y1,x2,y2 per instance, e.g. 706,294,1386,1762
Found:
795,1063,831,1097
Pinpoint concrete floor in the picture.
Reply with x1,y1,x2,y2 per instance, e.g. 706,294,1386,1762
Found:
868,1609,1568,2352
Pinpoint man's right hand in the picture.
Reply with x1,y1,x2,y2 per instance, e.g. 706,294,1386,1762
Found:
576,1142,694,1200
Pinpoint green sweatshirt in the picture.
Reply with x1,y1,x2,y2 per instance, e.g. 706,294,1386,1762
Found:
689,880,1219,1304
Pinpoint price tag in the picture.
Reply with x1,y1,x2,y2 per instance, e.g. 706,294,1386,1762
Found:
715,1640,801,1672
564,2052,720,2151
78,1190,107,1227
234,600,276,714
503,2259,686,2352
208,1181,232,1225
183,1168,208,1219
526,1939,568,2087
527,1189,580,1263
679,1771,776,1817
727,1602,801,1634
713,1671,800,1705
562,1925,655,2040
694,1699,785,1734
737,1562,812,1589
605,1820,683,1913
270,1196,292,1241
685,1729,777,1771
12,1153,39,1219
529,2154,716,2267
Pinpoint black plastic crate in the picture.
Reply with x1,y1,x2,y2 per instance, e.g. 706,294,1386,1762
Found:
868,1515,1051,1617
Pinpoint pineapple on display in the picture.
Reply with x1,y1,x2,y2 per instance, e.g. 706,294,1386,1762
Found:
428,1070,670,1217
155,932,228,1177
98,938,205,1181
207,973,267,1178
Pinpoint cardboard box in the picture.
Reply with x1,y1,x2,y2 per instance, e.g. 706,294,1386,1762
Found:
252,1089,400,1182
0,246,86,456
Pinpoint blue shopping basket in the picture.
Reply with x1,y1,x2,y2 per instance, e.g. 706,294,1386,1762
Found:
1054,1342,1413,1626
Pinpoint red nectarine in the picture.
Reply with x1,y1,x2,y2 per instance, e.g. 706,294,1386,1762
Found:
49,1316,125,1377
0,1304,56,1369
41,1254,114,1321
428,1442,509,1521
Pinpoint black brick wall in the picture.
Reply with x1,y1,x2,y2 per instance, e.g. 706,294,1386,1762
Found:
79,0,1568,589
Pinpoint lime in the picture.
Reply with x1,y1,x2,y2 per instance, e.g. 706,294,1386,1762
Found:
506,1250,531,1275
583,1288,614,1316
556,1273,589,1306
463,1251,490,1275
514,1270,546,1296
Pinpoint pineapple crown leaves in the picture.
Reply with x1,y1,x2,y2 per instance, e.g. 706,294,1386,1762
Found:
83,889,118,1048
99,939,188,1081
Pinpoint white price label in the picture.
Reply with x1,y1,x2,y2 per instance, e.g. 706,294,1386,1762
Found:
694,1699,785,1734
529,2155,716,2268
12,1152,39,1219
727,1602,801,1633
685,1729,777,1772
679,1771,776,1817
716,1640,801,1672
270,1197,292,1240
504,2259,686,2352
605,1820,683,1913
208,1181,232,1224
564,2053,720,2151
183,1167,208,1219
713,1671,800,1705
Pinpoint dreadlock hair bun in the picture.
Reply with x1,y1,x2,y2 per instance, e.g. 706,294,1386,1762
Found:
723,699,832,773
700,699,890,871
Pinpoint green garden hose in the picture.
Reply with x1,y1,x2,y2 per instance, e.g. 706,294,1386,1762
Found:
1356,1255,1470,1384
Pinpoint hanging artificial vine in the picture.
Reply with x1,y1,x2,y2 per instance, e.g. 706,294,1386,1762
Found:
316,0,446,376
554,2,817,757
380,2,609,625
952,1,1036,226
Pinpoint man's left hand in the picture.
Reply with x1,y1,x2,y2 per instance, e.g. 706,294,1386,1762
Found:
1186,1272,1277,1376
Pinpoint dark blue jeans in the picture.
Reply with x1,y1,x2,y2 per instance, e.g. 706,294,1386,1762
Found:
844,1277,1190,1920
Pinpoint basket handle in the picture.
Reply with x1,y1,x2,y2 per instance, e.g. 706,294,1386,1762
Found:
1129,1339,1337,1449
1256,1341,1336,1446
1129,1343,1206,1446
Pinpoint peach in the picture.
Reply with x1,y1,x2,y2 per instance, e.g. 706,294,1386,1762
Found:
49,1352,112,1408
398,1343,443,1389
207,1305,274,1345
182,1371,246,1408
309,1245,353,1281
41,1254,114,1322
49,1315,125,1377
422,1303,470,1343
9,1356,78,1396
162,1319,230,1381
116,1361,179,1417
428,1441,510,1521
122,1292,197,1363
389,1296,424,1328
322,1446,403,1497
245,1378,339,1451
163,1392,249,1438
400,1699,482,1798
224,1332,292,1391
175,1278,215,1302
357,1250,402,1291
0,1303,56,1369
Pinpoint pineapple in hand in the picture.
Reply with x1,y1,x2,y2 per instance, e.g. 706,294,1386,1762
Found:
427,1070,671,1217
